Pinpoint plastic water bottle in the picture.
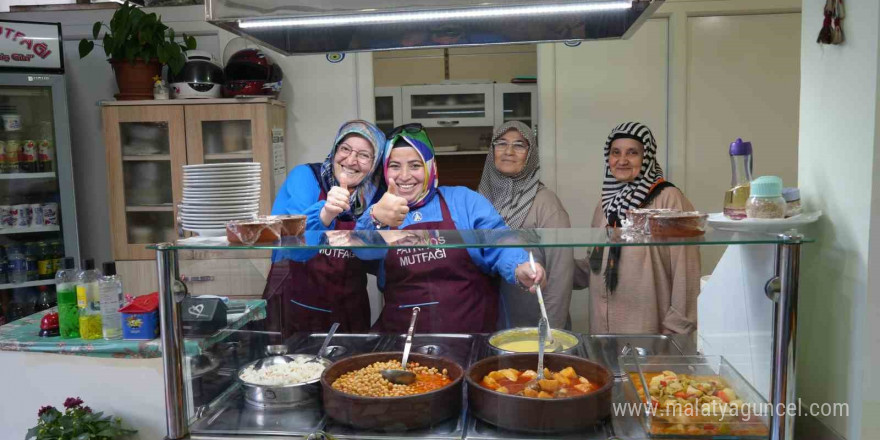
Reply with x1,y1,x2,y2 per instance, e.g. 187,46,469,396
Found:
99,262,124,340
76,258,103,340
56,257,79,339
8,245,27,284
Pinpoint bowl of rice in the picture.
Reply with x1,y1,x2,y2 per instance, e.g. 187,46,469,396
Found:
238,353,332,408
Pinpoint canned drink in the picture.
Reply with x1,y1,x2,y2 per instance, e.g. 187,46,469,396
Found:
5,139,20,173
41,202,58,225
11,204,29,227
29,203,43,226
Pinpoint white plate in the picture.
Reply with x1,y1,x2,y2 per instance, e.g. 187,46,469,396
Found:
180,204,259,212
183,179,260,187
181,200,260,207
183,163,260,170
182,221,228,228
184,184,260,191
182,196,260,203
180,212,256,219
707,211,822,233
182,227,227,237
183,188,260,196
183,172,261,180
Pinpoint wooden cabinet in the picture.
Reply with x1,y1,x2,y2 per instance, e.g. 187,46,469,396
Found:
101,98,287,261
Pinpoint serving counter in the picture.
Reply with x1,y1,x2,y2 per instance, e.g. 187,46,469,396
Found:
149,228,818,440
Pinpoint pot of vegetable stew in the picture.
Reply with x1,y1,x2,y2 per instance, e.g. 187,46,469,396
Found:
466,353,613,433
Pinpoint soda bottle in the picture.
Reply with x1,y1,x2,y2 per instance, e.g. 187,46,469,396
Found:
0,245,8,284
37,241,53,280
99,262,124,340
25,242,38,281
5,136,20,173
76,258,102,339
20,139,37,173
37,138,53,173
56,257,79,338
34,285,54,312
51,240,63,274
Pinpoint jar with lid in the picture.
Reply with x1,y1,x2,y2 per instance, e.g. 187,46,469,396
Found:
782,187,801,218
746,176,786,219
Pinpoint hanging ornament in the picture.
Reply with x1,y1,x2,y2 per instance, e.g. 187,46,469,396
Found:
817,0,834,44
831,0,845,45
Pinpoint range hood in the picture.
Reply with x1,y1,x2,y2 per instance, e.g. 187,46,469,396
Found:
206,0,663,55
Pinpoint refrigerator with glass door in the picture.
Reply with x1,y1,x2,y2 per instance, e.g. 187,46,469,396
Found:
0,20,78,324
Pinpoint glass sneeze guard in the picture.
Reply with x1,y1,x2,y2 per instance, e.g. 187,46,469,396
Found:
147,227,813,251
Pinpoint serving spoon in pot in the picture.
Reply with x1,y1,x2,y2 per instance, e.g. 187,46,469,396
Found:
381,307,421,385
529,251,561,352
308,322,339,364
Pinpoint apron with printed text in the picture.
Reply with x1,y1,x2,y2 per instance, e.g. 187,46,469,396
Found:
375,193,498,333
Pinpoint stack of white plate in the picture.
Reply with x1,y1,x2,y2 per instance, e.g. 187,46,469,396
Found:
180,163,261,237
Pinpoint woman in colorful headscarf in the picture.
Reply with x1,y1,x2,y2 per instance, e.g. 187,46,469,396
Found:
357,125,546,333
576,122,700,334
263,120,386,337
478,121,574,330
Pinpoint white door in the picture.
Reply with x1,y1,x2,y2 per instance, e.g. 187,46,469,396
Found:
374,87,402,135
494,83,538,130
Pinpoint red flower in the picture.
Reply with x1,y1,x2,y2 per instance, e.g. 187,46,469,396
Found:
37,405,55,417
63,397,84,409
83,406,93,414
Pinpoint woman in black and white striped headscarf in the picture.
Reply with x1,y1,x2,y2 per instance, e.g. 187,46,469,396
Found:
577,121,701,335
479,121,575,329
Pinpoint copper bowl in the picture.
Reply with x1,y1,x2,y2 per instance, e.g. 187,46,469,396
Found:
321,352,464,431
226,217,282,245
466,353,613,433
272,214,306,237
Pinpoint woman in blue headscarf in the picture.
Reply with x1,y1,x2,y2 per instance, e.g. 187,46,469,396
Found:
263,120,386,337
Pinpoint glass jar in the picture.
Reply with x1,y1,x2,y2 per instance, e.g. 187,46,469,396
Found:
746,176,786,219
782,187,801,218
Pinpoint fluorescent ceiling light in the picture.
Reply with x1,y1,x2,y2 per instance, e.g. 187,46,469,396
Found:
238,1,632,29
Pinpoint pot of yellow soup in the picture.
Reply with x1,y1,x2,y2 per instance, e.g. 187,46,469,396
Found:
487,327,581,356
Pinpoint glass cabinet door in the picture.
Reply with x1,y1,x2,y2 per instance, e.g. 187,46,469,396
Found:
374,87,402,135
104,105,186,260
184,104,271,215
402,84,495,128
494,83,538,129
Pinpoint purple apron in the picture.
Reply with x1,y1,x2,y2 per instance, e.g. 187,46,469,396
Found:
263,189,371,339
375,193,498,333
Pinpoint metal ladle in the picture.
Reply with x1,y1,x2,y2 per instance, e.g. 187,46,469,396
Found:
381,307,420,385
307,322,339,364
529,251,561,352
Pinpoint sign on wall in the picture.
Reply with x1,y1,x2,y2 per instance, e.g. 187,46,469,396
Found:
0,20,63,73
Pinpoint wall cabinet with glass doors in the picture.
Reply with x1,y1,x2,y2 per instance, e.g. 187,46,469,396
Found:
101,98,286,261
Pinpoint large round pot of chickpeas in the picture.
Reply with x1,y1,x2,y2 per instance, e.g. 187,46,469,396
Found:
466,353,613,433
321,352,463,430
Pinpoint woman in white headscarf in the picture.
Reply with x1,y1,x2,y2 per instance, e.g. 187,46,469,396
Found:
576,122,700,334
479,121,574,329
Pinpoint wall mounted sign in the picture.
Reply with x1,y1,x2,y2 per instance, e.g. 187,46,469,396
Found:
0,20,63,73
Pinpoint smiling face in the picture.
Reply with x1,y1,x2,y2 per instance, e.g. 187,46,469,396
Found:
332,134,375,189
386,146,425,205
493,129,529,176
608,138,645,183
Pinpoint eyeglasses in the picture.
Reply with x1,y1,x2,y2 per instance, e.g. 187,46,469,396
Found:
492,140,529,154
336,144,374,164
387,123,424,139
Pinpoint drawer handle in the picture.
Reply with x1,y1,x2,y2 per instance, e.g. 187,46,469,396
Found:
437,120,460,126
181,275,215,282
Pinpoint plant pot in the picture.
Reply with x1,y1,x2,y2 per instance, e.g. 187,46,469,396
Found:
111,58,161,101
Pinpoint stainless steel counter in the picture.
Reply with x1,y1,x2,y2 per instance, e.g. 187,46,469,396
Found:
188,333,842,440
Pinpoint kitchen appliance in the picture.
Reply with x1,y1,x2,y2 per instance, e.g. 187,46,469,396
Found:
169,50,225,99
180,297,228,337
0,20,80,293
222,48,282,98
206,0,665,54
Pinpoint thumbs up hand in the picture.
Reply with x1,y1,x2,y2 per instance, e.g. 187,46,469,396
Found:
371,180,410,228
320,182,352,226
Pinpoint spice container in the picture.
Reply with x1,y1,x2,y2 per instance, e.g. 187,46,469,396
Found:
648,212,708,237
782,187,801,218
746,176,786,219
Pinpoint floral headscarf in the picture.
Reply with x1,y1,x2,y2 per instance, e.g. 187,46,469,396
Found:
318,120,386,220
384,133,438,209
478,121,542,229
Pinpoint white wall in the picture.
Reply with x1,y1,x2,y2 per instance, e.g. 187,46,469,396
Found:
797,0,880,438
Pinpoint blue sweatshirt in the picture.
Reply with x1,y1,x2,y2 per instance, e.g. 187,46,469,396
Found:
355,186,528,288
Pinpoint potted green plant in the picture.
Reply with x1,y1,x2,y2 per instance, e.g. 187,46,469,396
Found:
79,1,197,100
26,397,136,440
